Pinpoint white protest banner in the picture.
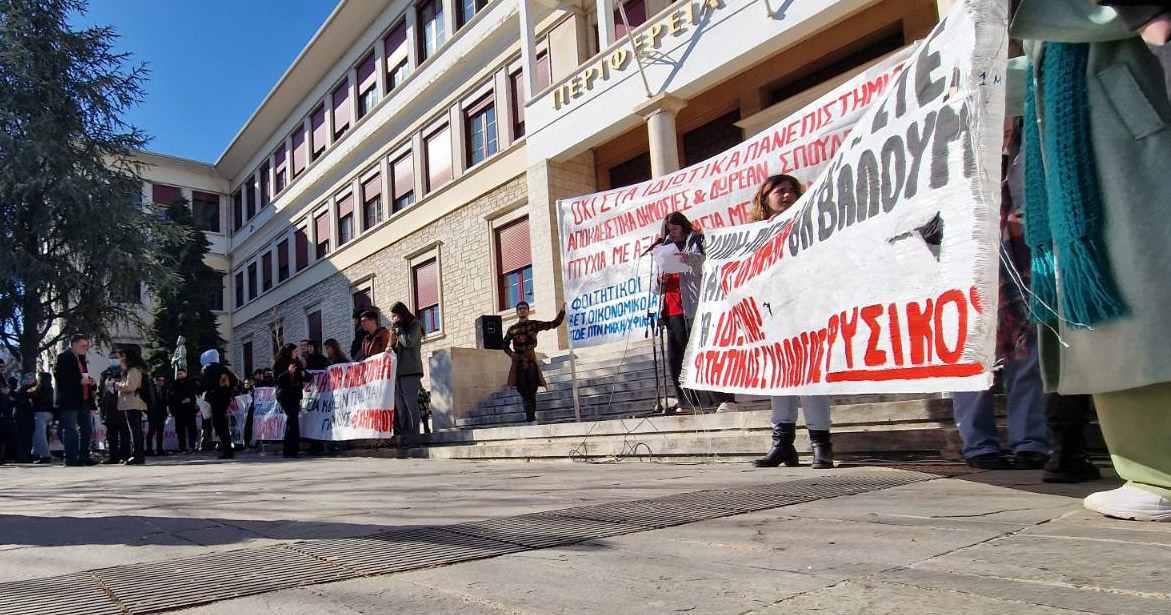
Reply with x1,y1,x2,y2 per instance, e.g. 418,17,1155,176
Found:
300,352,397,441
558,47,915,348
681,0,1006,395
250,386,283,443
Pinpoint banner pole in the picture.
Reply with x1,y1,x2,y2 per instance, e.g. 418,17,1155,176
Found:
569,347,582,423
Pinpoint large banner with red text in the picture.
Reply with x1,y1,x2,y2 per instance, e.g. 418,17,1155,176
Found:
679,0,1007,394
557,46,915,349
253,351,398,441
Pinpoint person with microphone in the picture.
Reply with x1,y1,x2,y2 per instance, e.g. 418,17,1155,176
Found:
651,212,736,414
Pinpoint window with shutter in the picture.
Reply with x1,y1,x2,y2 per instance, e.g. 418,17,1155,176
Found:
332,80,351,138
357,52,379,118
392,152,415,212
232,190,243,231
307,310,323,344
151,183,181,206
614,0,647,38
496,217,533,310
362,173,383,230
385,21,411,90
424,125,452,192
337,193,355,246
510,70,526,138
465,93,498,167
259,162,271,208
192,191,221,233
277,239,290,281
413,259,441,334
311,105,327,158
235,272,245,308
274,144,288,192
315,212,331,259
247,262,258,300
295,227,309,270
261,252,273,292
292,127,307,176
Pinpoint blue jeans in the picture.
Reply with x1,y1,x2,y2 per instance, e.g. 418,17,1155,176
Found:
952,351,1049,458
59,409,93,463
32,412,53,458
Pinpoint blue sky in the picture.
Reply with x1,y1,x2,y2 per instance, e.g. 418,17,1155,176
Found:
73,0,340,163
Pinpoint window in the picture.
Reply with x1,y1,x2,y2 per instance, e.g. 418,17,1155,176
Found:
235,272,245,308
413,259,441,334
353,286,373,311
192,191,221,233
151,183,181,206
609,152,652,189
535,50,551,91
259,162,271,208
510,70,526,138
496,217,533,310
311,104,327,159
614,0,647,38
458,0,487,27
465,93,498,167
683,110,743,167
247,262,258,300
384,21,410,91
418,0,445,62
357,52,378,118
274,144,288,192
295,227,309,271
292,126,307,177
232,189,243,231
315,211,331,259
244,178,256,220
277,239,290,281
211,274,225,312
362,173,383,230
242,341,254,377
307,310,323,344
261,252,273,292
332,80,351,139
424,125,452,192
391,152,415,212
337,193,355,247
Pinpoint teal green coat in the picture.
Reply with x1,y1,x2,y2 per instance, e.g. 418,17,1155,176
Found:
1012,1,1171,395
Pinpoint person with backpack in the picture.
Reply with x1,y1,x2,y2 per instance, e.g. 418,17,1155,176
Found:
113,347,150,465
199,349,238,460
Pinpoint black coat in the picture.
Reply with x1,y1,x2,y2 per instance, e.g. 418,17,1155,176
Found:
168,377,200,413
350,326,365,362
304,352,330,371
53,351,91,410
274,360,309,406
200,362,237,409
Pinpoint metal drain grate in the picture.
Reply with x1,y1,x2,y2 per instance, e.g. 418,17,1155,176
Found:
0,471,933,615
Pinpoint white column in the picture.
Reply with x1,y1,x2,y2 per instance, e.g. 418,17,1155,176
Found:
374,39,388,99
449,105,465,178
348,67,359,122
406,8,421,70
411,132,426,197
936,0,956,17
597,0,616,48
635,93,687,177
518,0,538,94
442,0,458,41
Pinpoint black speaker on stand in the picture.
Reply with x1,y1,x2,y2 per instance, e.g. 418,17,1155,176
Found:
476,315,504,350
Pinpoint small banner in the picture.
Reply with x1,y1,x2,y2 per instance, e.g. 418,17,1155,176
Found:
680,0,1007,394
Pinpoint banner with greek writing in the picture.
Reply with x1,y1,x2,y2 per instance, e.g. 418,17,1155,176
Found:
681,0,1006,394
301,352,397,441
558,46,915,348
250,386,284,443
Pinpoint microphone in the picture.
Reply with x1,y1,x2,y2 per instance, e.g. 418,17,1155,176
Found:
640,238,665,257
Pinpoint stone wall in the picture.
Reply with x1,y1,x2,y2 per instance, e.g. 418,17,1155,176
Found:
231,175,531,381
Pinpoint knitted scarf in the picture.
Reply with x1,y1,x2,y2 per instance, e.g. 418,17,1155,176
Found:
1022,43,1127,327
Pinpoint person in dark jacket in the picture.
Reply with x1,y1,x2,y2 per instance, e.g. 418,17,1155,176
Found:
273,344,308,458
301,339,330,371
23,372,55,464
98,350,127,464
0,361,17,462
323,338,350,365
53,334,96,466
503,301,567,425
389,303,425,446
145,375,169,456
199,349,238,459
11,372,38,463
350,306,368,361
169,368,200,453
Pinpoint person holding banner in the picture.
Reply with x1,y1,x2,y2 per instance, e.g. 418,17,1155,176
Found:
503,301,566,425
389,303,424,445
1012,0,1171,521
651,212,736,414
747,175,835,469
360,311,392,359
273,344,309,458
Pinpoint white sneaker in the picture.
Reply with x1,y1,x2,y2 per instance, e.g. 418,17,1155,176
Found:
1084,485,1171,522
715,402,739,413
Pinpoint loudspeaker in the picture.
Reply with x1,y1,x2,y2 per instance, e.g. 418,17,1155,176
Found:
476,315,504,350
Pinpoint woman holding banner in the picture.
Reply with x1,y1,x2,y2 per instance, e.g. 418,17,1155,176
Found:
652,212,736,415
273,344,309,458
748,175,835,470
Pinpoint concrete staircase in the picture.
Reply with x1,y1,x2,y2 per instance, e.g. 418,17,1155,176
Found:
456,339,934,429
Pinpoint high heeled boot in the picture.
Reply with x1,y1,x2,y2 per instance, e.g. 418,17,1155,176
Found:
752,423,799,467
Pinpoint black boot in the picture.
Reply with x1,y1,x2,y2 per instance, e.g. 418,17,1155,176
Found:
753,423,799,467
809,430,834,469
1042,394,1101,483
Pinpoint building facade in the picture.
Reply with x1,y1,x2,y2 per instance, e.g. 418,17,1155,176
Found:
125,0,946,397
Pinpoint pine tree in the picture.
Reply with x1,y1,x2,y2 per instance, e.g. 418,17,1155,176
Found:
0,0,182,372
144,197,227,376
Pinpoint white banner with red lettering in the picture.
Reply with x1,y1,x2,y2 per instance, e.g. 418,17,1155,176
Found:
680,0,1006,394
298,351,397,440
558,44,916,349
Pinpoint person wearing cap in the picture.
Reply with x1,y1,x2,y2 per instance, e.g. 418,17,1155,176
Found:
199,349,238,459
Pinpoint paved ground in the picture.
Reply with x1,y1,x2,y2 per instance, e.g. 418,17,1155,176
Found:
1,453,1168,614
